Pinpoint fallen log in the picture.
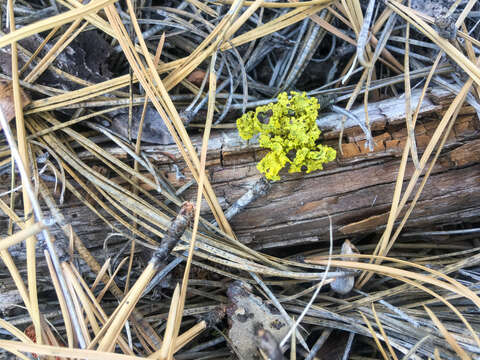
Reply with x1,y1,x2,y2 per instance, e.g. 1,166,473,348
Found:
1,87,480,259
132,87,480,249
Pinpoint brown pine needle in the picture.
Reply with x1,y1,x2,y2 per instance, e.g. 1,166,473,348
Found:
0,221,47,251
424,306,471,360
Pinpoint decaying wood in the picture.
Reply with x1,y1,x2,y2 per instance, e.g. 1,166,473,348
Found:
83,86,480,249
226,281,289,360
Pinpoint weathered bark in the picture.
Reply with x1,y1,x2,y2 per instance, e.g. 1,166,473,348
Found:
131,87,480,249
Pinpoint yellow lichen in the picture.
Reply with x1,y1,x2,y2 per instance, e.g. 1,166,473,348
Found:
236,91,336,181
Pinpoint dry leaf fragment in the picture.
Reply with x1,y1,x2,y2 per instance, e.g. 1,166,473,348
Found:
0,81,30,127
24,324,63,360
187,69,207,87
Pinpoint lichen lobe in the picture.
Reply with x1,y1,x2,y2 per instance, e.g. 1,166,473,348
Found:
237,91,336,181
